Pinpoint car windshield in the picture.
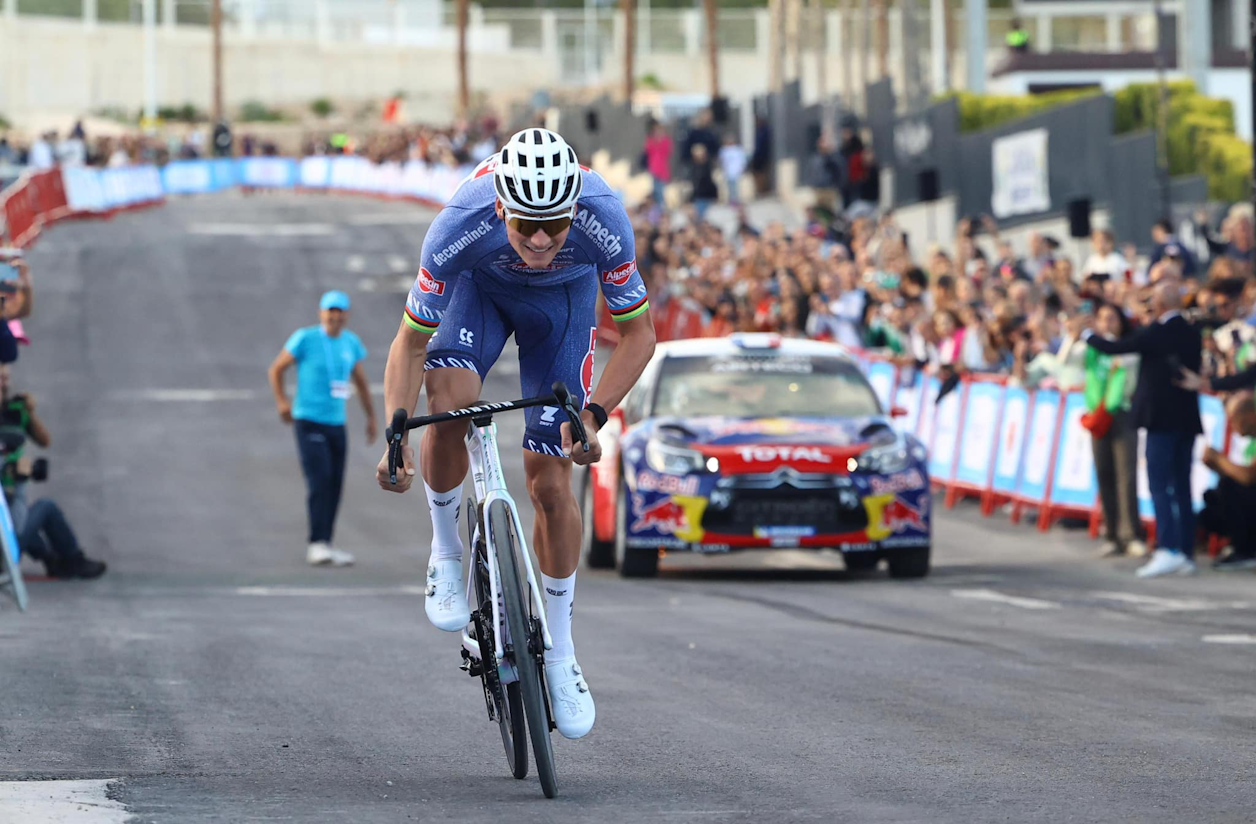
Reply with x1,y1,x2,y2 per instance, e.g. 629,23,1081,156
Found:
650,353,882,419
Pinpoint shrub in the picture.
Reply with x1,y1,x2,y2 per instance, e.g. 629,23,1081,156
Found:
947,87,1102,133
1113,81,1247,200
238,101,285,123
157,103,205,123
0,113,9,130
310,98,335,118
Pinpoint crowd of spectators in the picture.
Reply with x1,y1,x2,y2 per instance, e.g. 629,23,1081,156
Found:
625,114,1256,568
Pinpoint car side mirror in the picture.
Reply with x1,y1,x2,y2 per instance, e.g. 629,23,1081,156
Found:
889,405,909,418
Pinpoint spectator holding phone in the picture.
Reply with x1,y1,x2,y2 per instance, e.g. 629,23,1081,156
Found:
1081,229,1127,286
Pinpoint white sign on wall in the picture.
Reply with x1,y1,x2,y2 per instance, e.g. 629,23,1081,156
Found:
991,128,1050,218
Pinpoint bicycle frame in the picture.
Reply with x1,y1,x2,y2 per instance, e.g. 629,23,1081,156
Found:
459,419,553,667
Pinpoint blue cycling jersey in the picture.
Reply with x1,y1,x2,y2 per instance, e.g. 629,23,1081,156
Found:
404,159,649,335
403,159,650,457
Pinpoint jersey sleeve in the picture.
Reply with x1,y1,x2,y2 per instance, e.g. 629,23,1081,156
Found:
283,328,308,360
404,207,467,335
590,203,649,323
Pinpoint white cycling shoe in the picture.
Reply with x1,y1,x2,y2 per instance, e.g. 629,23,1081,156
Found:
424,558,470,632
544,657,596,739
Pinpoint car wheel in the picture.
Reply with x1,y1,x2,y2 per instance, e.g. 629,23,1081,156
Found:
887,546,930,579
583,469,615,569
842,552,880,573
615,477,659,579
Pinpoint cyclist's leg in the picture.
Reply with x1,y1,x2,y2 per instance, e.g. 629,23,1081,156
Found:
506,276,599,579
508,277,599,737
418,275,510,630
420,273,511,496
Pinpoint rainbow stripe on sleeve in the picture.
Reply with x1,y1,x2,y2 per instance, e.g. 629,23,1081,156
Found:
404,306,439,334
609,296,649,322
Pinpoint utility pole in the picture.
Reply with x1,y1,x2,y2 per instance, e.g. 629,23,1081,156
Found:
811,0,827,100
704,0,719,99
875,0,888,78
769,0,784,92
211,0,223,123
142,0,157,130
1155,0,1171,222
623,0,636,101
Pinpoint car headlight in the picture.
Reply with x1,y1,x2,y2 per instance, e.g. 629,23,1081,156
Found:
645,439,709,475
855,442,913,474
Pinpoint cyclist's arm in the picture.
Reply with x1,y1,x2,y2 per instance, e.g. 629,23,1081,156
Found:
383,320,429,440
590,310,655,415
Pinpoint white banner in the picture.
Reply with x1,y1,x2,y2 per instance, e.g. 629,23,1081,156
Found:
991,128,1050,219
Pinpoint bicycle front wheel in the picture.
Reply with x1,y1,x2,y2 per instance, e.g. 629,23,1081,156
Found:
488,500,558,799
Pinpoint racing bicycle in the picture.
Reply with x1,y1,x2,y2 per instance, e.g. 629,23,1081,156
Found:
386,381,590,800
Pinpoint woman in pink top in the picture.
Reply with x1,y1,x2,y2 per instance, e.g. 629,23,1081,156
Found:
643,122,673,207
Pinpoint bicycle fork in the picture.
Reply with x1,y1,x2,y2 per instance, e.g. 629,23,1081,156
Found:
459,422,553,677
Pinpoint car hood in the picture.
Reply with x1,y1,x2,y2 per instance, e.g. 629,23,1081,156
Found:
638,415,896,447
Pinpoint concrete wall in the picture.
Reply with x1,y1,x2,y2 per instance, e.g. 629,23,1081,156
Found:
0,15,557,122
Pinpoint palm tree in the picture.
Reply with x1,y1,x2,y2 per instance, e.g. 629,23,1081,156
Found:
704,0,719,98
457,0,469,116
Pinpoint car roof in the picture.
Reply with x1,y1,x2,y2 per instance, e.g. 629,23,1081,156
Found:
654,333,859,361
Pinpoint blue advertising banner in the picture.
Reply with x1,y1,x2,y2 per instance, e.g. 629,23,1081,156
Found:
955,381,1004,487
1048,391,1099,509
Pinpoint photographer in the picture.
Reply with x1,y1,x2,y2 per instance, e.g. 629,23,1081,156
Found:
1199,394,1256,570
0,366,107,579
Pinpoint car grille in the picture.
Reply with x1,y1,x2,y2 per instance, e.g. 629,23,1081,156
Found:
701,487,868,536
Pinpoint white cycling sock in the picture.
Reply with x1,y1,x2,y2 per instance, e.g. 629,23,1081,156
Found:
425,481,464,562
542,572,576,660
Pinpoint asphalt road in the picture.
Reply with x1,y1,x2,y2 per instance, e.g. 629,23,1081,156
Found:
2,193,1255,823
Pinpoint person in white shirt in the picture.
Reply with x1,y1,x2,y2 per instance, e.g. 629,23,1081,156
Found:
718,134,747,205
1080,228,1128,284
28,134,55,169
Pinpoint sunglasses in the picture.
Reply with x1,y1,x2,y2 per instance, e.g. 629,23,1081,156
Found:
504,208,573,239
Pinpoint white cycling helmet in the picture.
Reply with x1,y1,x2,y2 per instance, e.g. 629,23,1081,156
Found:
493,127,583,216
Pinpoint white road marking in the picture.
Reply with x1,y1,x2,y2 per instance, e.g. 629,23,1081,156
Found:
0,779,130,823
1203,634,1256,645
387,255,409,273
346,213,432,225
1091,591,1252,613
188,223,335,237
358,278,378,292
236,586,425,597
951,588,1061,610
347,255,366,273
110,389,258,402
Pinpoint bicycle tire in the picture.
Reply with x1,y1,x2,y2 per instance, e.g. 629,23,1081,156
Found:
472,546,528,779
488,500,558,799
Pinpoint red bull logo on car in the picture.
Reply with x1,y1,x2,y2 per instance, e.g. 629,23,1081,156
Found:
864,492,930,541
632,496,689,535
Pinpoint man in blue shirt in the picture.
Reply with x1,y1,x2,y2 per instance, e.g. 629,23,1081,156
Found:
269,291,376,566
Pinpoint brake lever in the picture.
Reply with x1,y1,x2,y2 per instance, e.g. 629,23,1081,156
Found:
386,408,409,484
551,381,590,454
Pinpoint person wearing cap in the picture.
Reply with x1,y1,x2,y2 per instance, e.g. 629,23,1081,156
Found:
268,290,376,567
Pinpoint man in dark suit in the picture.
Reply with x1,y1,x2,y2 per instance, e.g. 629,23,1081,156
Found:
1086,280,1201,577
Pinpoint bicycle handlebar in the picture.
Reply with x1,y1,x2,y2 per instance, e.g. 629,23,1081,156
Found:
385,381,591,485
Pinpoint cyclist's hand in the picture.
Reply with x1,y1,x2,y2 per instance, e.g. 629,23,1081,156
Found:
276,398,293,424
562,410,602,466
377,443,416,492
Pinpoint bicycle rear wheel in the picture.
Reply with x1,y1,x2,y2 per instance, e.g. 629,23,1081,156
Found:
488,500,558,799
471,546,528,779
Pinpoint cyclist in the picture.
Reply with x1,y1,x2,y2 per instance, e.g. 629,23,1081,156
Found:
376,128,656,739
